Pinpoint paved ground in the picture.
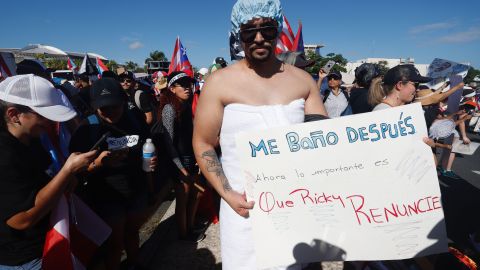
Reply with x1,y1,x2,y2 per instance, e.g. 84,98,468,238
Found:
133,132,480,270
137,200,343,270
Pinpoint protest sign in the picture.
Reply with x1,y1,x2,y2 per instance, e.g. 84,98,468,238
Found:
446,75,464,115
452,137,480,155
427,58,469,90
236,103,447,269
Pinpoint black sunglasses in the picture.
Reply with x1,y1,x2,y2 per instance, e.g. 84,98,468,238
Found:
239,25,278,43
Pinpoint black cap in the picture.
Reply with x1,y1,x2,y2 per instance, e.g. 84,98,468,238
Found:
16,59,55,78
101,70,118,80
215,57,227,68
118,70,135,80
90,78,126,110
277,51,315,68
383,64,432,85
167,71,195,88
327,70,342,80
462,88,476,98
354,63,381,87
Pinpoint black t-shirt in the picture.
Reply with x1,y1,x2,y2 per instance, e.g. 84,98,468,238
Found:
0,132,51,266
349,87,373,114
423,104,441,130
69,110,150,204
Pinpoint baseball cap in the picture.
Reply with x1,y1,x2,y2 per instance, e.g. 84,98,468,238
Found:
383,64,432,85
198,68,208,76
354,63,381,87
118,70,135,80
101,70,119,80
0,74,76,122
90,78,126,110
462,88,476,98
16,59,55,79
277,51,314,68
327,70,342,80
215,57,227,68
167,71,195,88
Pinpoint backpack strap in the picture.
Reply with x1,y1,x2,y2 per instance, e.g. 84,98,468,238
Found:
322,89,331,103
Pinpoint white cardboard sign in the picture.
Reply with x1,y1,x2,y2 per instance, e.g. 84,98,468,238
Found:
236,103,447,269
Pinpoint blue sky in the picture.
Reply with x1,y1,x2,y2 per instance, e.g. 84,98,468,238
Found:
2,0,480,69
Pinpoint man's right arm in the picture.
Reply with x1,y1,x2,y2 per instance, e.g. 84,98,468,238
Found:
192,73,254,217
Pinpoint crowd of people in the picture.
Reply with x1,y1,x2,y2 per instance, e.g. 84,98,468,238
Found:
1,0,479,269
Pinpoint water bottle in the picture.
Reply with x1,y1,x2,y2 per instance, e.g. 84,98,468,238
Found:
142,138,156,172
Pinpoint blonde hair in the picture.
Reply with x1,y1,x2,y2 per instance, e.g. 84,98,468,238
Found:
368,77,396,106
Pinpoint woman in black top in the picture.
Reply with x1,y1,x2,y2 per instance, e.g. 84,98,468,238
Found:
69,78,154,270
157,71,202,241
0,75,95,269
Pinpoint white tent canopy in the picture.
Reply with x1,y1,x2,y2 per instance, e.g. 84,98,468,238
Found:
19,44,67,56
67,52,108,61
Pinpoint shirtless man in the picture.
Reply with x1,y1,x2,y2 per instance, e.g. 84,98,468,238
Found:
193,0,327,268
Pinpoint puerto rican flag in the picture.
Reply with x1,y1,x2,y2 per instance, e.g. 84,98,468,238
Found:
293,21,305,52
42,194,111,270
168,37,193,77
275,14,295,54
96,57,109,75
67,57,77,72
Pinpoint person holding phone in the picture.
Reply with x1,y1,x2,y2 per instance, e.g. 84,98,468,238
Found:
0,75,96,269
321,70,352,117
69,78,154,270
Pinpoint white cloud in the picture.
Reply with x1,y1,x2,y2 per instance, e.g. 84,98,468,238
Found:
437,27,480,43
409,22,455,34
129,41,144,50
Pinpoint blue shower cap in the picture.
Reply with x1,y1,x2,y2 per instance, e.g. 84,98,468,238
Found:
231,0,283,35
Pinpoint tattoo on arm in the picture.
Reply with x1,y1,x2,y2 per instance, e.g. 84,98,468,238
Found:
201,150,232,192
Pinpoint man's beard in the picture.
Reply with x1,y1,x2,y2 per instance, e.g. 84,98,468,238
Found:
246,44,273,64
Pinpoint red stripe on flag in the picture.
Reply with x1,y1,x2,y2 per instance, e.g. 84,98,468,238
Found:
42,229,74,270
70,224,102,265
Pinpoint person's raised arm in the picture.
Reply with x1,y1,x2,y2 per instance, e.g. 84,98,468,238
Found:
6,150,96,230
305,72,328,117
433,82,465,104
192,73,253,217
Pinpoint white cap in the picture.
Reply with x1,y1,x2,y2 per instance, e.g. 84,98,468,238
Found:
198,68,208,76
0,74,77,122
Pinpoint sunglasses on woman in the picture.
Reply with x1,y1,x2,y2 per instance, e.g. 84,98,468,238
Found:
239,25,278,43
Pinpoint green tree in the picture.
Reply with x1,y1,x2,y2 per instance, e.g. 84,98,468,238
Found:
73,59,82,68
106,60,119,71
376,60,389,75
465,67,480,84
45,59,67,70
305,52,348,75
134,67,145,73
145,50,167,64
125,61,138,71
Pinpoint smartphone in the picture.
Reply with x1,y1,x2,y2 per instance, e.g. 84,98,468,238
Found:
89,132,111,152
322,60,336,74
